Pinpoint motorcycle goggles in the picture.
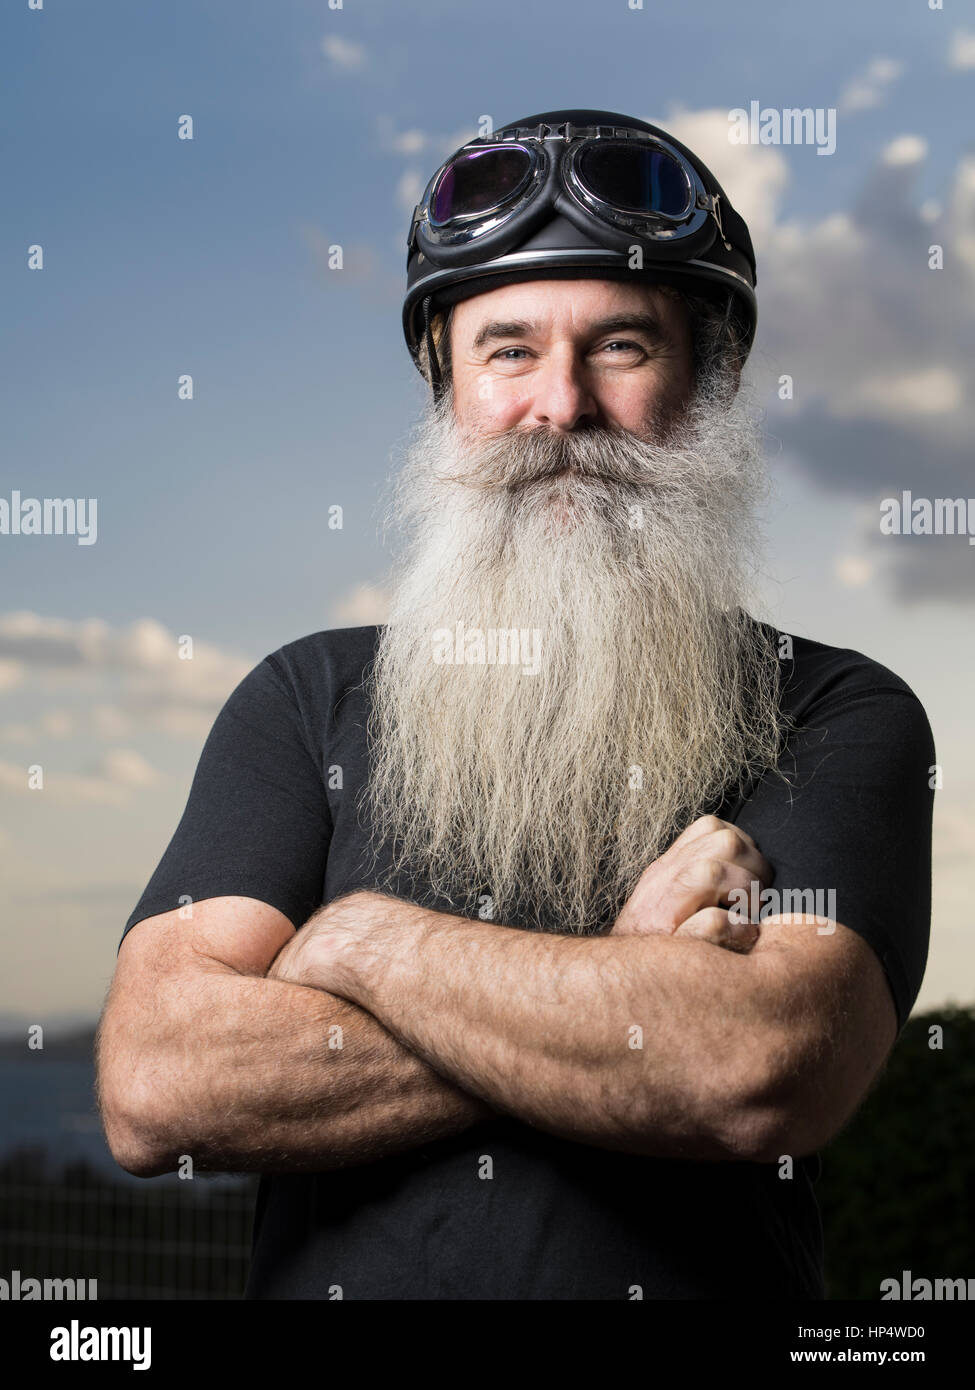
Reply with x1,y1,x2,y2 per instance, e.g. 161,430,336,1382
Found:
408,121,735,268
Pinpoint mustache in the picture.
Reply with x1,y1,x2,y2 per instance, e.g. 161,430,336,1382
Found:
439,423,672,494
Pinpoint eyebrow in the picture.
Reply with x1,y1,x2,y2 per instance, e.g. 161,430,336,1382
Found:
470,312,669,353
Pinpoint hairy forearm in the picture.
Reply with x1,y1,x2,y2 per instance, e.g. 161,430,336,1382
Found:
98,962,494,1178
313,895,786,1162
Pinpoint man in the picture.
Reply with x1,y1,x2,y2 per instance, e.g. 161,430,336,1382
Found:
96,110,934,1300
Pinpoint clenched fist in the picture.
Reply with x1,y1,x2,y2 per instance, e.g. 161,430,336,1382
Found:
611,814,772,953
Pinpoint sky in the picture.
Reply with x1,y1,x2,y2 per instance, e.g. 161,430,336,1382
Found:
1,0,973,1034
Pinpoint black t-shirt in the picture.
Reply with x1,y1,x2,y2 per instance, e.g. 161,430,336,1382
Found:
119,621,935,1300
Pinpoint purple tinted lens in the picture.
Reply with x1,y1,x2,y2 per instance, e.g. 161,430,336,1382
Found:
431,145,532,223
578,144,690,217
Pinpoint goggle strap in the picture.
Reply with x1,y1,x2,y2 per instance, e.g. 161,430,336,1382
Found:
699,191,732,250
497,122,653,142
422,294,444,397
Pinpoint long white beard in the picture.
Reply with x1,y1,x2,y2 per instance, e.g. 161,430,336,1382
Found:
360,364,790,934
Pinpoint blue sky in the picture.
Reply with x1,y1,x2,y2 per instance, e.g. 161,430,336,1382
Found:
1,0,973,1032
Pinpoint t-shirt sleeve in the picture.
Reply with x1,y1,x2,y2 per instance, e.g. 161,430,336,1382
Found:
118,654,332,953
731,679,935,1037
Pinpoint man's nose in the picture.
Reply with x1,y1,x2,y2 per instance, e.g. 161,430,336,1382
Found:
526,346,599,433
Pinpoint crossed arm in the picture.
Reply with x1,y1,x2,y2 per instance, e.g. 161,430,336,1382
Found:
266,886,898,1166
102,826,898,1176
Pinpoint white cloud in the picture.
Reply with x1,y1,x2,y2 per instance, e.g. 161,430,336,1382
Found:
0,659,22,691
932,800,975,867
91,703,131,738
755,143,975,448
834,555,874,587
948,29,975,70
837,366,963,420
2,704,122,745
320,35,367,71
0,612,252,741
915,796,975,1010
332,583,390,626
374,114,477,161
397,168,425,217
651,109,975,608
390,128,428,156
883,134,928,166
840,56,905,112
950,153,975,286
0,612,213,675
0,723,31,745
0,748,161,805
96,749,160,788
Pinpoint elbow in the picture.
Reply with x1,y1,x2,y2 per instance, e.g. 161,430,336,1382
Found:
606,1029,822,1163
714,1030,811,1165
741,1092,863,1166
101,1103,169,1178
720,1030,855,1165
96,997,190,1177
737,1106,835,1166
609,1073,783,1165
97,1061,176,1178
726,1107,798,1167
107,1133,167,1180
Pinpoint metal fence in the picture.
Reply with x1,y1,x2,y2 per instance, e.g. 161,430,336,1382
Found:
0,1146,259,1299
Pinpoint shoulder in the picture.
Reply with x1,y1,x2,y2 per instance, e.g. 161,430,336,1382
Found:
206,626,382,731
197,626,383,772
225,626,384,747
750,617,931,737
256,625,382,700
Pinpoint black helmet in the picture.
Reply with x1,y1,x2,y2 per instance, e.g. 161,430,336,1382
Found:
403,107,758,393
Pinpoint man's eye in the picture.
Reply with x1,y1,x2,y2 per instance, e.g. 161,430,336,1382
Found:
489,341,645,363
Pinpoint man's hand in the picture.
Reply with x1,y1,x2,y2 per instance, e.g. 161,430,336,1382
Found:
266,895,358,989
265,912,321,985
611,814,772,953
266,891,411,1000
